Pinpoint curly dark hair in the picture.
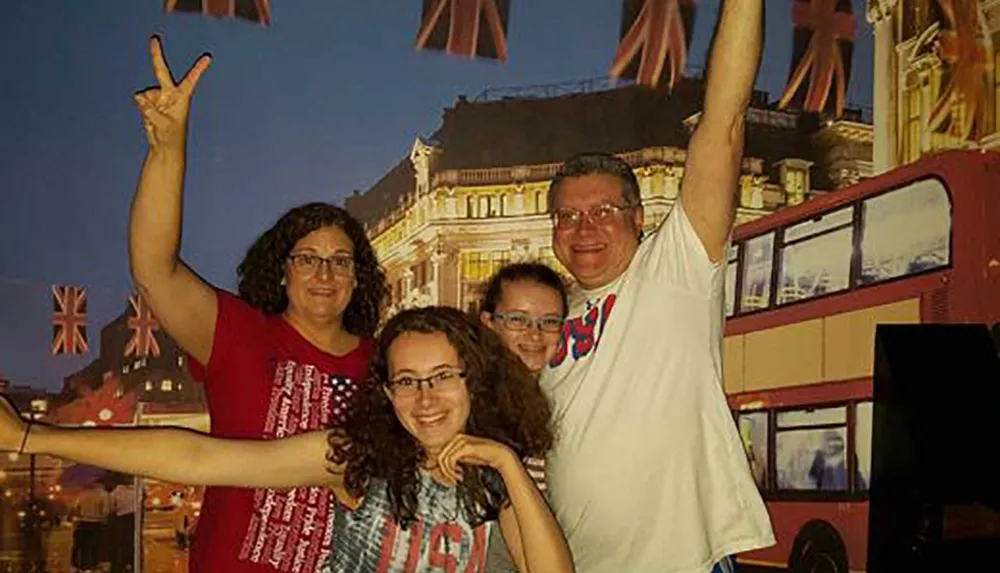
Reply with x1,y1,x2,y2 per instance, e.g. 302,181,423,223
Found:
330,306,554,527
236,202,387,337
480,262,569,318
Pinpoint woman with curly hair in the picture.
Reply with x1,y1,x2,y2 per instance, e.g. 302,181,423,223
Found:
129,37,385,572
0,307,574,573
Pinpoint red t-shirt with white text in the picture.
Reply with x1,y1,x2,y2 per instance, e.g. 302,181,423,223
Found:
187,290,373,573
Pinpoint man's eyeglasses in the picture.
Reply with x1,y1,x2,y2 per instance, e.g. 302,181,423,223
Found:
387,369,466,399
550,203,636,230
287,253,355,276
491,311,564,333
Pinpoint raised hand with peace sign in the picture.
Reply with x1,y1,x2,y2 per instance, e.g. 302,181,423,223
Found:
128,35,219,371
133,36,211,150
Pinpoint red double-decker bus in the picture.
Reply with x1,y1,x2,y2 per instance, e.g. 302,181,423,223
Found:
723,150,1000,572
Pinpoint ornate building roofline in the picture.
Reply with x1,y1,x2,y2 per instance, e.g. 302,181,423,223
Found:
429,146,766,189
815,119,875,144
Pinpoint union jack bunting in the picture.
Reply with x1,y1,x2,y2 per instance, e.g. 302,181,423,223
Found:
51,285,88,355
777,0,856,116
928,0,993,141
124,293,161,358
415,0,510,60
164,0,271,25
609,0,697,90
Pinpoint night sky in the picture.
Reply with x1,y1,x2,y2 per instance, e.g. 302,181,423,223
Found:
0,0,873,390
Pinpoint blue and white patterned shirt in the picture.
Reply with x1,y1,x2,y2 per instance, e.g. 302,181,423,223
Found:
323,470,495,573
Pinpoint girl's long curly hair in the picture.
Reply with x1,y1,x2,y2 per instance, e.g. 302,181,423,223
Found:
330,306,554,527
236,202,387,337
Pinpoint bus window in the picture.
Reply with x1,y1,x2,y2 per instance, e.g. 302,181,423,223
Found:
725,245,739,317
778,207,854,304
859,178,951,285
738,411,768,489
740,232,774,312
776,406,849,492
855,401,873,491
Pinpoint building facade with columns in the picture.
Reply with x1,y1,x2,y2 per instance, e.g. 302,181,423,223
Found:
868,0,1000,173
345,79,873,313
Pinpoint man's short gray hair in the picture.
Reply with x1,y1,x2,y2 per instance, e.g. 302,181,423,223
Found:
547,152,642,210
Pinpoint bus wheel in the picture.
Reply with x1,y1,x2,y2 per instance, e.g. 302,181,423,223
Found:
788,520,848,573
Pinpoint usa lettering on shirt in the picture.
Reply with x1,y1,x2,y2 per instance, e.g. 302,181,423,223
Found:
372,518,489,573
327,473,496,573
238,358,359,573
550,294,617,367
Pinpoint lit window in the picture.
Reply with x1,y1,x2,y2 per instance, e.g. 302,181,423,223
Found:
161,379,173,392
144,381,153,392
461,250,511,283
904,86,922,163
784,169,807,205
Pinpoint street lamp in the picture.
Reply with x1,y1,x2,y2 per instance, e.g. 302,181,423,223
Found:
22,399,48,572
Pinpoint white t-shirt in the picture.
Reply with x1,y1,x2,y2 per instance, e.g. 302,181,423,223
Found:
541,203,774,572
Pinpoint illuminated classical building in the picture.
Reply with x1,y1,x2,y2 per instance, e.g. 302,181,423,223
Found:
345,79,873,312
867,0,1000,173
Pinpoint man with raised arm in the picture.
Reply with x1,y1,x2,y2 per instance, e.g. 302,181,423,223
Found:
540,1,773,571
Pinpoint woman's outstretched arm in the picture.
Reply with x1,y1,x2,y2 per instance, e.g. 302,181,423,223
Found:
2,398,342,489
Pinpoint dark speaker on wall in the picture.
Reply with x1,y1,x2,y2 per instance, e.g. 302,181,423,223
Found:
868,323,1000,572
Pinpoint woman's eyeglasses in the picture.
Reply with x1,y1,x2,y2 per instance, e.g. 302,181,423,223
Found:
491,311,564,333
286,253,355,276
387,369,466,398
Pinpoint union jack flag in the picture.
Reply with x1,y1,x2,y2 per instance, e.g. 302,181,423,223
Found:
125,293,161,358
928,0,993,141
609,0,697,90
164,0,271,25
777,0,855,116
415,0,510,61
51,285,88,355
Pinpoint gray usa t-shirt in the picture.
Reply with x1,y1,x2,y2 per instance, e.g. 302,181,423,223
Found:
322,470,495,572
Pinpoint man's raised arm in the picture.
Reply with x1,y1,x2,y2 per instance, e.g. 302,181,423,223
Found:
679,0,764,262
